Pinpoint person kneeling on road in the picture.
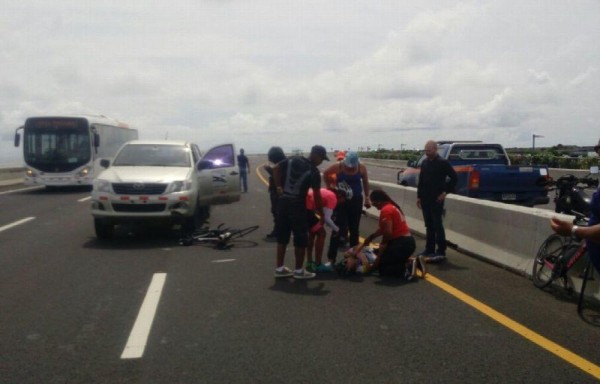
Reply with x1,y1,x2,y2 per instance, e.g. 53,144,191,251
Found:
350,189,425,280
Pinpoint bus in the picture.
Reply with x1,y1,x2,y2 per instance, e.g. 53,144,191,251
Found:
14,115,138,187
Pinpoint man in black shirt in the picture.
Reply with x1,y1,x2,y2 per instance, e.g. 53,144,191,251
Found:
273,145,329,279
416,140,457,263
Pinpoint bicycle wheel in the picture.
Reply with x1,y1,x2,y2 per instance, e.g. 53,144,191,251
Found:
228,225,259,240
532,234,564,288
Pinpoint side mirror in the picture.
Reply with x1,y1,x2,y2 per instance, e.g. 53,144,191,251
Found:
407,160,416,168
590,166,599,175
100,159,110,168
14,133,20,147
197,160,213,171
93,132,100,147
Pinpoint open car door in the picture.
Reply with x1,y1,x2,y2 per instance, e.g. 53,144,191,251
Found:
197,144,241,206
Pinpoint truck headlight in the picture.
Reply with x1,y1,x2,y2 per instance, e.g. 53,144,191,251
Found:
26,168,37,177
93,179,111,193
168,180,192,193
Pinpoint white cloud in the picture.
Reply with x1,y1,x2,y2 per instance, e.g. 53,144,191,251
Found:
1,0,599,159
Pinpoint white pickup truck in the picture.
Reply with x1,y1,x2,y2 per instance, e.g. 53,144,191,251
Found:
91,140,241,239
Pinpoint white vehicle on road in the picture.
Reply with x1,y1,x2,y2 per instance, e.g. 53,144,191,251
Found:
91,140,240,239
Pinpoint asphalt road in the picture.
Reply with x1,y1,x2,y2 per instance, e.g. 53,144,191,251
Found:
1,157,599,383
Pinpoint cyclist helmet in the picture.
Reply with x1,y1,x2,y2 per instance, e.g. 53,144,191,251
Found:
336,181,353,200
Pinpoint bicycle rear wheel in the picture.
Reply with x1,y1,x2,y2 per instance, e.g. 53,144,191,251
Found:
228,225,259,240
532,234,564,288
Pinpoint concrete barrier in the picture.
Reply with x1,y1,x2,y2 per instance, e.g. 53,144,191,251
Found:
368,180,600,302
0,167,24,185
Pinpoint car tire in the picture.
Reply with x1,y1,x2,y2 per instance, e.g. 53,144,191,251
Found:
94,218,114,240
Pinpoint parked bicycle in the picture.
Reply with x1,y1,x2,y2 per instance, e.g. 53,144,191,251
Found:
179,224,259,249
533,213,598,314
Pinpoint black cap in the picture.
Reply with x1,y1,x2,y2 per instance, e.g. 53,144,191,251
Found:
310,145,330,161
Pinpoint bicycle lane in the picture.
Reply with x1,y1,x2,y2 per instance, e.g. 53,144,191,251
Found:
256,161,600,381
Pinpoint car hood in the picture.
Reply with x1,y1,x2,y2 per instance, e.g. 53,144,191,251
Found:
98,166,193,183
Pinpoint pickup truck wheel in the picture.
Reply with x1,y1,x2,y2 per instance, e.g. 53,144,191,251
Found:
94,218,114,240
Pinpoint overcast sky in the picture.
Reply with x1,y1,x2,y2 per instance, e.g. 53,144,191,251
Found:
1,1,599,162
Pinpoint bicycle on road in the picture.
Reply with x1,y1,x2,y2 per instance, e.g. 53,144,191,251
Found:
179,224,259,249
532,214,595,314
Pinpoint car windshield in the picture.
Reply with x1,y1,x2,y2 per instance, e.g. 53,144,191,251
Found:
113,144,191,167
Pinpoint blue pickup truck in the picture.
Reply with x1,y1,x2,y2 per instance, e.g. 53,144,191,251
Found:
397,142,550,207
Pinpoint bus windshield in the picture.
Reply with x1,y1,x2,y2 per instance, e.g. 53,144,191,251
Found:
23,118,91,172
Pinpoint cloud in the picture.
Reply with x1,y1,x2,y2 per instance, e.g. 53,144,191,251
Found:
1,0,599,158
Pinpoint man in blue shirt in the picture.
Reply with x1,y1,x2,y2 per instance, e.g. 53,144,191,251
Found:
551,140,600,273
237,148,250,193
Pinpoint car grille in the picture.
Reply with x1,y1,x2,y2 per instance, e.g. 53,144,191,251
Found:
113,203,167,213
112,183,167,195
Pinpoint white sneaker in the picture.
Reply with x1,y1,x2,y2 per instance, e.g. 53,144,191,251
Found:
293,269,316,279
274,266,294,278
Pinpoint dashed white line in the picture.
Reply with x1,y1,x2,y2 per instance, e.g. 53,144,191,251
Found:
121,273,167,359
212,259,236,263
78,196,91,202
0,217,35,233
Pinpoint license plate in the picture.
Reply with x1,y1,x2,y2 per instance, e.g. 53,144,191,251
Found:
502,193,517,201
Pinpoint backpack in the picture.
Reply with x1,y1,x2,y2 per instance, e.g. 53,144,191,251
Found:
283,157,313,197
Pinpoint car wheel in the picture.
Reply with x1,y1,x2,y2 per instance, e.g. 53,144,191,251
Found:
94,218,114,240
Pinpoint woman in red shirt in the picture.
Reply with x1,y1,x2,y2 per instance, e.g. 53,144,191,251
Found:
351,189,421,278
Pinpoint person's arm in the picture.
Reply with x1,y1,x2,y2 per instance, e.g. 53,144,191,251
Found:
445,161,457,194
551,217,600,242
360,164,371,208
246,157,250,173
273,164,283,195
322,207,339,232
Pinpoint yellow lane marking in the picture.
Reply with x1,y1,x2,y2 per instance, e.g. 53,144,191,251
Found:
255,163,270,185
255,160,600,379
426,273,600,379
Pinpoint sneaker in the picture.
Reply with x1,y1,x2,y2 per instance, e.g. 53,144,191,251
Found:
416,255,428,278
405,258,417,281
274,266,294,278
429,254,447,264
305,261,317,273
316,263,333,272
293,269,316,279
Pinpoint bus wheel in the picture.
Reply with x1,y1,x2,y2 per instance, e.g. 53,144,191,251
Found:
94,218,114,239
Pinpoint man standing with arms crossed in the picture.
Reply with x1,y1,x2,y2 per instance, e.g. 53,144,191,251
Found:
417,140,457,263
273,145,329,279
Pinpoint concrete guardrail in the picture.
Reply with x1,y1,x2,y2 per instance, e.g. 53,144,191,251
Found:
367,180,599,302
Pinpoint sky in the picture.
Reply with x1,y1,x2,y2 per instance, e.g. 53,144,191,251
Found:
1,0,599,164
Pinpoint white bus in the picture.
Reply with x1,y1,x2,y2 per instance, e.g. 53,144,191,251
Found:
14,115,138,187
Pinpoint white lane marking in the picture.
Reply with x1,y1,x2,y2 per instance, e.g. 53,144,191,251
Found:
0,217,35,233
212,259,236,263
0,186,43,196
121,273,167,359
78,196,91,202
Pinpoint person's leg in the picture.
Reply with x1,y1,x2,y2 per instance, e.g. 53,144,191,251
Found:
240,171,248,192
431,201,446,255
378,237,416,277
421,202,435,254
347,196,363,247
314,228,326,265
306,232,315,264
275,198,292,267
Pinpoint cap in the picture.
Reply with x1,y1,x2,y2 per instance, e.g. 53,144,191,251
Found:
336,150,346,161
343,151,359,168
310,145,330,161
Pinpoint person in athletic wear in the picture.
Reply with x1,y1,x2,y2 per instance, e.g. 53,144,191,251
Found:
351,189,422,278
323,151,371,250
550,139,600,274
273,145,329,279
305,187,343,273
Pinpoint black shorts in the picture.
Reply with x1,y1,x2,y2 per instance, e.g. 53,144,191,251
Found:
275,196,309,247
